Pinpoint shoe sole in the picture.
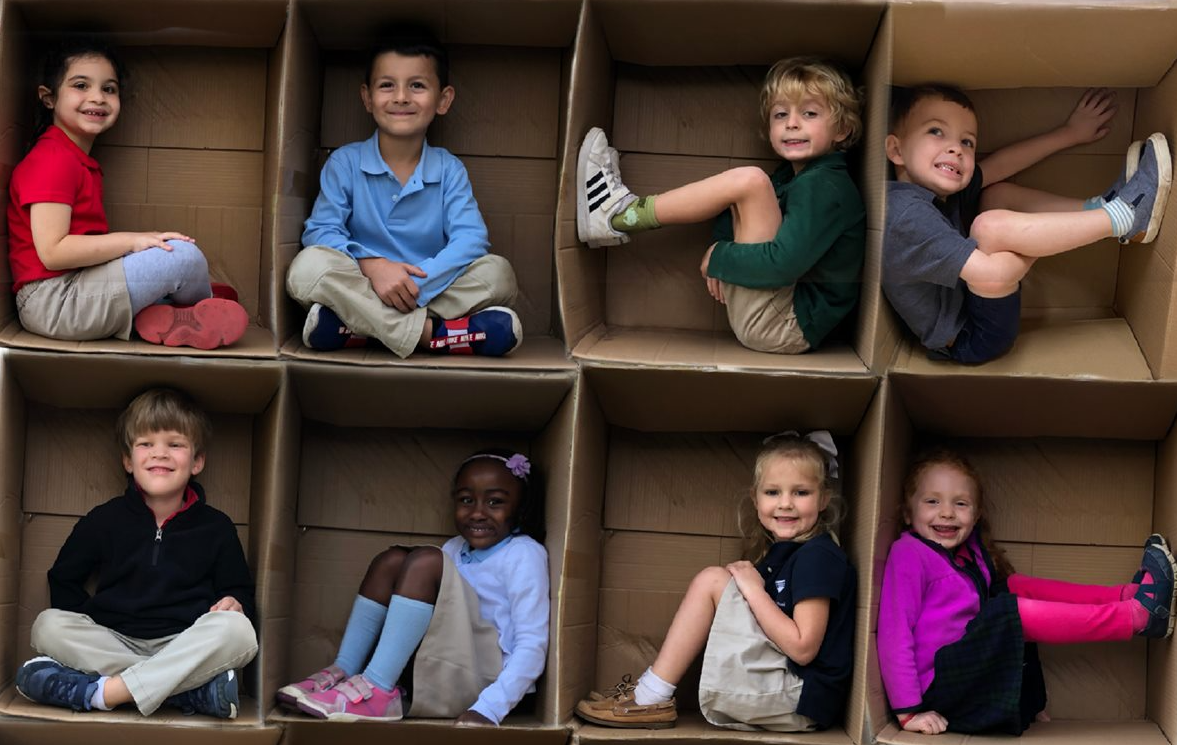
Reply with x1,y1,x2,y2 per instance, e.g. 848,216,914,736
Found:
1147,534,1177,638
576,705,676,730
576,127,628,248
296,699,402,722
135,299,249,350
1132,133,1172,244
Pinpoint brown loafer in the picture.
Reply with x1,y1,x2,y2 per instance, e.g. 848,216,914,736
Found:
576,692,677,729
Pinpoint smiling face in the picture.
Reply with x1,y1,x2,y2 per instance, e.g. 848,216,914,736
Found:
886,96,978,199
122,429,205,503
361,51,454,144
452,459,523,551
906,462,979,551
754,454,829,542
41,54,121,151
767,94,848,173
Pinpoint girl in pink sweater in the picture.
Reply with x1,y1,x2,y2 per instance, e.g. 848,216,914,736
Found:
878,449,1176,735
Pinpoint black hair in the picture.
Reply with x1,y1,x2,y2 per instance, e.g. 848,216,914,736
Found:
453,448,545,543
889,83,975,133
363,24,449,88
30,36,127,149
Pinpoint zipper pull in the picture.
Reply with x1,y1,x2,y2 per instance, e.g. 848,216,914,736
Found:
152,527,163,565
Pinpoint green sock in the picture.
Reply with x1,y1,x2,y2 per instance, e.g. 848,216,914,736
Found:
610,195,661,233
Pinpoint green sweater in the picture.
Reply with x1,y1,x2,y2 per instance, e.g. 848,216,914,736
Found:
708,151,865,349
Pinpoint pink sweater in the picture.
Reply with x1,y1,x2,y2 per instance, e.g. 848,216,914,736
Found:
877,532,992,711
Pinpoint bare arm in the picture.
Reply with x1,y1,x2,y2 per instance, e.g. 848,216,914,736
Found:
980,88,1116,187
30,202,191,271
728,561,829,665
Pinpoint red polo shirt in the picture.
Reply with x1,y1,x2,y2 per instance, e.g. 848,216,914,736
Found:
7,125,109,291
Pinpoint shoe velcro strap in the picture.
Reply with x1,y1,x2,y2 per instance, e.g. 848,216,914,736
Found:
309,669,338,689
337,676,373,703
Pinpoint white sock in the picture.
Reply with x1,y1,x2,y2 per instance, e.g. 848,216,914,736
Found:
1102,196,1135,237
91,676,112,710
633,666,675,705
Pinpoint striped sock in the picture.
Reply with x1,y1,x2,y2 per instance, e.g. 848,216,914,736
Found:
610,195,661,233
1102,196,1135,237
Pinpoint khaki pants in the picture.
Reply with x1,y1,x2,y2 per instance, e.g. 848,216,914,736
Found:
698,580,817,732
409,551,503,718
723,282,809,354
30,609,258,716
16,261,134,341
286,246,518,358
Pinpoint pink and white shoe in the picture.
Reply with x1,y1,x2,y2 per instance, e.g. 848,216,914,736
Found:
275,664,348,709
296,674,404,721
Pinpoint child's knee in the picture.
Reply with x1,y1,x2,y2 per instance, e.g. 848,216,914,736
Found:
30,608,72,648
690,566,731,596
369,546,408,575
727,166,773,197
206,611,258,660
401,545,444,578
471,254,518,305
164,239,209,273
969,210,1011,254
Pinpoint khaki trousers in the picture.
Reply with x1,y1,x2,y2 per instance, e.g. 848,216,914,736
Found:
723,282,809,354
16,260,134,341
286,246,518,358
30,608,258,716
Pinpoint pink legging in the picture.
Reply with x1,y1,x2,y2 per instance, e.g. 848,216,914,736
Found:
1010,573,1140,644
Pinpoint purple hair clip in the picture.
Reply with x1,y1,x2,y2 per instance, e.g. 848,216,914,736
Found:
505,454,531,479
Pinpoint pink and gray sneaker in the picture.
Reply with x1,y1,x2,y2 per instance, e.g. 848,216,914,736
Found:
275,664,348,709
296,673,405,721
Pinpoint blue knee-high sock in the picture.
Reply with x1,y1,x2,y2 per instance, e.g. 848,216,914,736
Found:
333,595,388,676
362,595,434,691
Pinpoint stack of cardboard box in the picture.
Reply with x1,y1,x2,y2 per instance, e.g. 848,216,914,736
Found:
1,1,1177,744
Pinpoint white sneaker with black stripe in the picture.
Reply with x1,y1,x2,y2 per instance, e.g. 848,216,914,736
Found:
577,127,637,247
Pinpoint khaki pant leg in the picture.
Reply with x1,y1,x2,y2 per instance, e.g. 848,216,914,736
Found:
30,609,148,675
16,260,134,341
119,611,258,716
722,282,810,354
286,245,427,357
425,254,519,320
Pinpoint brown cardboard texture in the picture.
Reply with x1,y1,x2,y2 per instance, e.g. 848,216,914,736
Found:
864,374,1177,745
565,366,878,744
0,1,287,358
0,350,282,735
266,363,575,742
556,0,886,373
275,0,580,369
879,2,1177,379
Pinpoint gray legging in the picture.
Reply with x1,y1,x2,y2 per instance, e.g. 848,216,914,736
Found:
122,239,213,313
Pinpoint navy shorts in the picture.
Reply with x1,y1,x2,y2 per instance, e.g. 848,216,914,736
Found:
929,287,1021,364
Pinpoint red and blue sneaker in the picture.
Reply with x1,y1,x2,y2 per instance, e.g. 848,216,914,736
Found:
429,306,522,356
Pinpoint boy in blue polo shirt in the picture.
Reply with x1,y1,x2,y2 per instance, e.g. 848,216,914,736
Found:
287,27,521,357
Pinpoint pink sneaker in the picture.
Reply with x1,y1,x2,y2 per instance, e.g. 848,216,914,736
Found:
275,664,348,709
296,674,404,721
134,298,249,350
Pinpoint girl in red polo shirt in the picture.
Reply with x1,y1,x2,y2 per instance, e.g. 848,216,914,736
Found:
6,38,249,349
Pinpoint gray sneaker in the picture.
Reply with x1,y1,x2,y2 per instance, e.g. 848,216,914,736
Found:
1104,139,1142,201
1118,132,1172,244
577,127,637,248
16,656,99,712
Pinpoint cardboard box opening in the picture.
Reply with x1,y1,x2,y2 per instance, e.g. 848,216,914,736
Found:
273,0,581,370
556,0,888,374
0,351,283,735
0,0,289,358
266,364,576,741
878,3,1177,380
864,374,1177,745
564,367,879,742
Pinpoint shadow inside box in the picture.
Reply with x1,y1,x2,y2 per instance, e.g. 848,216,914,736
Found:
574,710,854,742
0,684,264,726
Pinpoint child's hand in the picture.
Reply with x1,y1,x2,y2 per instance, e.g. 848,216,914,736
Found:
700,244,725,304
455,710,493,726
129,231,194,252
726,560,762,595
209,596,244,613
358,257,428,312
1061,88,1117,147
903,711,948,734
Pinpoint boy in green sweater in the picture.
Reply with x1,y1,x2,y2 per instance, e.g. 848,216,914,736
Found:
577,57,865,354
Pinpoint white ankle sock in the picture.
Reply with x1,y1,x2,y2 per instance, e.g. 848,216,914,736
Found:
633,666,675,705
91,676,111,710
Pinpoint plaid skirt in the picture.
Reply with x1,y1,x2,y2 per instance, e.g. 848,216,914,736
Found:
921,593,1047,735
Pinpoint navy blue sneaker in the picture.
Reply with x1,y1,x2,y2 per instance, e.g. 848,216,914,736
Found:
165,669,239,719
1118,133,1172,244
16,656,99,712
429,306,522,356
302,303,352,351
1134,535,1177,639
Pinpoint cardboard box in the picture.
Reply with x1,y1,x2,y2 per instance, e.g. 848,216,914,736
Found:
0,0,289,358
862,373,1177,745
556,0,889,374
563,366,880,743
873,1,1177,380
273,0,581,370
264,363,577,743
0,349,284,742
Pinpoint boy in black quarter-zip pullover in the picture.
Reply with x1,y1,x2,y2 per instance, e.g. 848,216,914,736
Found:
16,388,257,719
